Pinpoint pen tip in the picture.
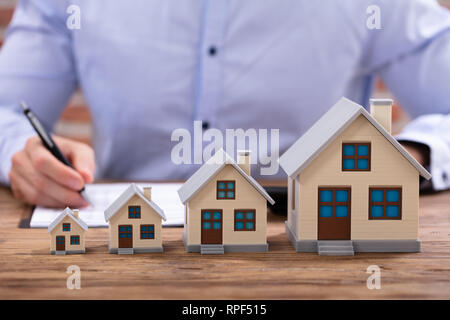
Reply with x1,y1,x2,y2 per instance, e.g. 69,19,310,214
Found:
80,189,94,207
20,101,29,112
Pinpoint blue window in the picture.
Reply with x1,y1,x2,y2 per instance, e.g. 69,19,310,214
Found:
370,205,384,218
128,206,141,219
202,209,222,230
70,235,80,245
202,211,211,220
343,159,355,170
62,223,70,232
140,224,155,239
357,145,369,156
342,143,371,171
320,190,333,202
386,190,399,202
335,205,348,217
217,180,235,199
213,211,221,220
319,188,351,218
203,222,211,230
119,225,132,239
320,205,333,217
335,190,348,202
343,144,355,156
56,236,65,244
235,209,256,231
235,211,244,220
369,188,401,219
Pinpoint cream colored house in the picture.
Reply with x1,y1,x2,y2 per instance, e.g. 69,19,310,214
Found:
279,97,431,255
104,184,166,254
48,207,88,255
178,149,275,254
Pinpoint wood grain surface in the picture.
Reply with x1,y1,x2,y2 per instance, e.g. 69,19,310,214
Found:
0,186,449,300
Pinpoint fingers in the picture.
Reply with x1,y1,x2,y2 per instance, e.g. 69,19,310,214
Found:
10,149,89,208
24,136,85,190
55,136,95,184
10,168,62,207
9,135,94,208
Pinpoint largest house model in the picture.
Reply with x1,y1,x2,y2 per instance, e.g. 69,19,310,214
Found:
279,97,431,255
178,149,275,254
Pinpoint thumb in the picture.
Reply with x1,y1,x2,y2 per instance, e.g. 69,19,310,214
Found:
55,137,96,184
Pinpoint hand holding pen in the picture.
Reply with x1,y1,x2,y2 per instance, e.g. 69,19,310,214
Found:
8,101,95,208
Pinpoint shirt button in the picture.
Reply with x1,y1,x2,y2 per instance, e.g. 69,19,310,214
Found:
208,46,217,56
202,121,210,130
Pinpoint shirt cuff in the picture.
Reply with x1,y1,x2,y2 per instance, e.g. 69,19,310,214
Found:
0,132,35,186
396,131,450,191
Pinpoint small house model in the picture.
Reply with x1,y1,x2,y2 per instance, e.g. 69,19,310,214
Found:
178,149,275,254
104,184,166,254
48,207,88,255
279,97,431,255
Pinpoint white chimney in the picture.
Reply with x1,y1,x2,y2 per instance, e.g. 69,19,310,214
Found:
237,150,251,176
370,98,393,135
72,209,79,219
143,187,152,201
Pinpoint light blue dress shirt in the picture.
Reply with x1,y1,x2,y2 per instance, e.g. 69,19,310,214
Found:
0,0,449,189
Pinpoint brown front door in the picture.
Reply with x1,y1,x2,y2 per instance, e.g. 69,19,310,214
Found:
56,236,65,251
201,209,222,244
318,187,351,240
118,225,133,248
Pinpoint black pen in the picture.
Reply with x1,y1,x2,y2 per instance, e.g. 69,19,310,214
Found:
20,101,92,205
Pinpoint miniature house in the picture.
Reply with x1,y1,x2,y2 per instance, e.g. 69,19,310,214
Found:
178,149,275,254
48,207,88,255
104,184,166,254
278,97,431,255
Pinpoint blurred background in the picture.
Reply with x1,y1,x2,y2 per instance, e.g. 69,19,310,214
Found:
1,0,449,145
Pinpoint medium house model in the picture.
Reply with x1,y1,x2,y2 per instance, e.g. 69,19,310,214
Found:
279,97,431,255
104,184,166,254
48,207,88,255
178,149,275,254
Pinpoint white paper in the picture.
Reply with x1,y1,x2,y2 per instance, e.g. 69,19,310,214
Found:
30,183,184,228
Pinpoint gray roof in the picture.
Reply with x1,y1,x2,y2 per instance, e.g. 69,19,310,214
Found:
278,97,432,180
48,207,88,233
104,183,167,221
178,149,275,205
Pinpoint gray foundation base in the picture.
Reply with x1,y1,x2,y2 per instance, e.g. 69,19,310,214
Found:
285,222,318,252
352,240,421,252
182,231,268,253
109,247,164,254
285,221,421,253
50,250,85,255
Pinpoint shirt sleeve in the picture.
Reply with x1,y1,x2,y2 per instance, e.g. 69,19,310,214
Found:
395,115,450,191
358,0,450,190
0,0,77,185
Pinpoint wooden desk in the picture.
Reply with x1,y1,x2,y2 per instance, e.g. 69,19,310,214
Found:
0,186,449,300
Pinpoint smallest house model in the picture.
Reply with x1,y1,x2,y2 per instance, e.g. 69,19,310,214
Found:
279,97,431,256
178,149,275,254
48,207,88,255
104,184,166,254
